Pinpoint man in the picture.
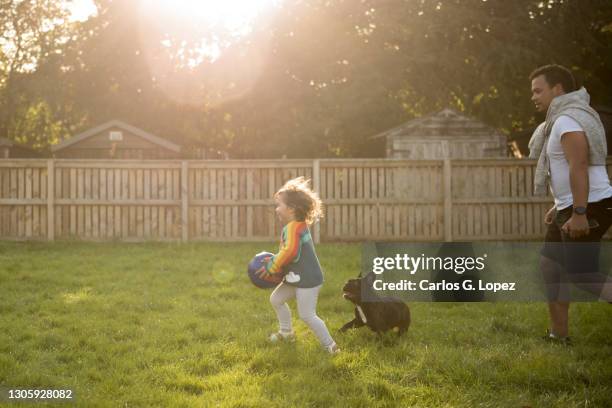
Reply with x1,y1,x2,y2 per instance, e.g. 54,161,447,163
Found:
529,64,612,344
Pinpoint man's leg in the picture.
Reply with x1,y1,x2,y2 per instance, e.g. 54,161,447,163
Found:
564,241,612,302
541,254,570,337
563,198,612,301
547,302,570,337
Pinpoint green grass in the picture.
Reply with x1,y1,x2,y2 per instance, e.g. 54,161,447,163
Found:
0,241,611,407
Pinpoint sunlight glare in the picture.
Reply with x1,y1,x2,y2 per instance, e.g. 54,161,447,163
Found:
154,0,280,37
65,0,98,22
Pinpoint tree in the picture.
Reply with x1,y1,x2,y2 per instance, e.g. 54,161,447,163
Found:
1,0,611,157
0,0,72,147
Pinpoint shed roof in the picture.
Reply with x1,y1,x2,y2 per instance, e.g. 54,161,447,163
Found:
371,108,503,140
51,120,181,153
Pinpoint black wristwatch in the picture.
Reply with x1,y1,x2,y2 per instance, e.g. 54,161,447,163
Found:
573,206,587,215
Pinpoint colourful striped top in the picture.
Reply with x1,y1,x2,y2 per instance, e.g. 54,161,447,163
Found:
265,220,324,288
265,221,309,274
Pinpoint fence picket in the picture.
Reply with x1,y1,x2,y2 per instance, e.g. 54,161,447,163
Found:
1,158,604,242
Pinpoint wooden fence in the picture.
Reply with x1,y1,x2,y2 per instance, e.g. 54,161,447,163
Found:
1,158,611,242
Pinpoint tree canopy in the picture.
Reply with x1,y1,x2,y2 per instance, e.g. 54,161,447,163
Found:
1,0,611,157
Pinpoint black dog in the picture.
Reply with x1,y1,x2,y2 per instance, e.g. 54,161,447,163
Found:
340,273,411,336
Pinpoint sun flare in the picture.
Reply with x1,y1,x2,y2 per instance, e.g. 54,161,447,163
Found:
154,0,280,36
66,0,281,104
67,0,280,40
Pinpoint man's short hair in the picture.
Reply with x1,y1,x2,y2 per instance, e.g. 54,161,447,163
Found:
529,64,577,93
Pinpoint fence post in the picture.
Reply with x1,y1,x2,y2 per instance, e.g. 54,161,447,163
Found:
46,160,55,241
181,161,189,242
312,159,321,244
246,169,253,238
443,157,453,242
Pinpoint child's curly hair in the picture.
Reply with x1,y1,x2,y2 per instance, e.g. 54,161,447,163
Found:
275,177,323,225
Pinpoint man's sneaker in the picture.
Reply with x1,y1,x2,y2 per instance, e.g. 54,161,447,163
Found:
325,342,341,354
542,329,572,346
269,330,296,343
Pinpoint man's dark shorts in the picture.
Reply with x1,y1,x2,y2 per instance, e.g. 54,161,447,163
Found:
541,195,612,275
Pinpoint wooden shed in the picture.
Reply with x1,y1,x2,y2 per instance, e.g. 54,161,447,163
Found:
0,137,42,158
372,108,508,159
51,120,182,159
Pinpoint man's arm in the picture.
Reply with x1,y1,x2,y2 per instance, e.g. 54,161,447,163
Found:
560,131,590,238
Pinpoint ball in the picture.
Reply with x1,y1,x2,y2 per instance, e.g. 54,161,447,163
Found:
247,251,284,289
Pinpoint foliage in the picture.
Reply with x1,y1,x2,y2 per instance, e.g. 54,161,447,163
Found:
0,0,611,157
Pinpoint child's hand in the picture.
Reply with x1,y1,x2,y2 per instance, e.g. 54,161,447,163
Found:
255,266,269,279
255,256,272,278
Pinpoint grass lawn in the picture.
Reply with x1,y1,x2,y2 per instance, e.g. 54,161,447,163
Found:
0,241,611,407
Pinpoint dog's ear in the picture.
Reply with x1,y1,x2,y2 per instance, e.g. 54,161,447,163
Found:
357,270,376,279
360,272,377,298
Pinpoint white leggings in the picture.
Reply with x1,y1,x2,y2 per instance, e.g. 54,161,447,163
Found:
269,282,335,348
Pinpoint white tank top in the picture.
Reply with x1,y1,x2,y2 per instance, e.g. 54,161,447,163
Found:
546,115,612,209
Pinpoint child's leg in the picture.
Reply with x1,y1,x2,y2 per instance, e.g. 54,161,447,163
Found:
295,285,335,348
270,282,296,333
